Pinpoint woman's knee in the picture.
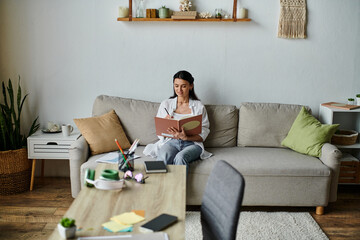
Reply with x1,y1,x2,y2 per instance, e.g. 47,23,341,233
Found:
157,144,178,163
173,156,185,165
173,152,192,165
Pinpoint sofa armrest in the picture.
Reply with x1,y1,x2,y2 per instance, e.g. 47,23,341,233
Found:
319,143,342,202
69,136,90,198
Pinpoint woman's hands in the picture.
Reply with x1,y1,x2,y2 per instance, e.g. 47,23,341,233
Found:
167,126,188,140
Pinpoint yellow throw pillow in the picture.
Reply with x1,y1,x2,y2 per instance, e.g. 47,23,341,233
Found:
74,110,131,155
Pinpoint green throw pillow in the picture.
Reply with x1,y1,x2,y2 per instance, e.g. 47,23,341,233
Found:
281,107,339,157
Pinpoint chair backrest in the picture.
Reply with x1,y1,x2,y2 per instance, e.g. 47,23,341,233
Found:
201,160,245,240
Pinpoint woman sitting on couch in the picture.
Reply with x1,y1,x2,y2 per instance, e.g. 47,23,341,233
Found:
143,70,212,173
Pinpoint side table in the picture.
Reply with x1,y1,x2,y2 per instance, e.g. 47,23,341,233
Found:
319,104,360,184
27,130,80,190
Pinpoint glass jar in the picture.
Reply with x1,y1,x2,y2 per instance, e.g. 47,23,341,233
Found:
215,9,222,19
136,0,145,18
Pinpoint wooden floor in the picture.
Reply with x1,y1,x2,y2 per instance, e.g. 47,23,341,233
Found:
0,177,359,240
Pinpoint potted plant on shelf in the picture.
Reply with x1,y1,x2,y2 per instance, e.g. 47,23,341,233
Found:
159,5,170,18
58,217,77,239
348,98,355,105
0,77,39,195
356,94,360,106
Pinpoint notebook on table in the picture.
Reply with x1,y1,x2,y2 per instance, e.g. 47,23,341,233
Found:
144,161,167,173
139,213,178,233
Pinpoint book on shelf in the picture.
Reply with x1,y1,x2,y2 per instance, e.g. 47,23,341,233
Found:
171,15,196,19
144,161,167,173
321,102,360,110
155,114,202,138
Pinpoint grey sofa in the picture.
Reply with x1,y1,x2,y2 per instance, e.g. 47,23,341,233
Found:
69,95,342,214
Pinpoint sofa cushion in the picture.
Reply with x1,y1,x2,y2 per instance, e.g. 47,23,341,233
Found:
237,102,310,148
281,107,339,157
74,110,131,155
190,147,330,177
204,105,238,147
92,95,160,146
186,147,331,206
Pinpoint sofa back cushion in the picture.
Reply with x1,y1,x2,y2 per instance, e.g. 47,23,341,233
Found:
92,95,159,145
204,105,238,148
237,102,311,148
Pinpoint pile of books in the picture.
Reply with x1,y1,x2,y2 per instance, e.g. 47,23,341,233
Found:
146,9,157,18
171,11,197,20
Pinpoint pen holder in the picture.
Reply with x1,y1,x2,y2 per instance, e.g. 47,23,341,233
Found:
118,151,135,172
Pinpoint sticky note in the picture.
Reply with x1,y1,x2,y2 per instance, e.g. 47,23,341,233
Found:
119,226,133,232
111,212,145,225
102,221,132,232
132,210,145,218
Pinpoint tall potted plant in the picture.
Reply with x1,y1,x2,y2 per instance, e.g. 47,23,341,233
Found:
0,77,39,195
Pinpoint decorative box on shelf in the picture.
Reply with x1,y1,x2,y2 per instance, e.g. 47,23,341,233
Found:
339,153,360,184
171,11,197,19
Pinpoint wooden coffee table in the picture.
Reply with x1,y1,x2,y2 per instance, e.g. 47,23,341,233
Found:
48,163,186,239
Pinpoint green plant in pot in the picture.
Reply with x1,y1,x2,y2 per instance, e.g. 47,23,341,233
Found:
0,77,39,195
348,98,355,105
58,217,77,239
159,5,169,18
356,94,360,106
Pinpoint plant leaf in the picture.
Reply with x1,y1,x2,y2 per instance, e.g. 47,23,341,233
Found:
1,77,39,150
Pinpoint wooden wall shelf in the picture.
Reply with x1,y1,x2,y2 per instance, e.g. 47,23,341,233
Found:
117,17,251,22
118,0,251,23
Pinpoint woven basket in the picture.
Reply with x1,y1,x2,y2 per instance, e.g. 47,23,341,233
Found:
0,148,31,195
331,130,358,145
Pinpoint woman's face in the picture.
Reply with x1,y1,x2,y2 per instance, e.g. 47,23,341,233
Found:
173,78,193,98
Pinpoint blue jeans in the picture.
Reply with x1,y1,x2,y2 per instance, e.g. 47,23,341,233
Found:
157,139,202,174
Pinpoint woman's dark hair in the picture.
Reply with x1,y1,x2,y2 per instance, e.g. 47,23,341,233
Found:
170,70,199,100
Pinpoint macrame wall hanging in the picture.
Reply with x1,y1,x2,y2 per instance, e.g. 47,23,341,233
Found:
278,0,307,39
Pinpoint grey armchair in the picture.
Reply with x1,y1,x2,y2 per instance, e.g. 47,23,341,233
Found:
201,160,245,240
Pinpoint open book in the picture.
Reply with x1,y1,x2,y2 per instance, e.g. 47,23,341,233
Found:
155,114,202,138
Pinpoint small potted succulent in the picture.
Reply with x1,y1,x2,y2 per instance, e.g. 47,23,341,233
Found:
348,98,355,105
356,94,360,106
58,217,76,239
159,5,169,18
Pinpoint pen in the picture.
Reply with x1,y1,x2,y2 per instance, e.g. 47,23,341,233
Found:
128,138,140,155
115,139,131,168
164,108,170,116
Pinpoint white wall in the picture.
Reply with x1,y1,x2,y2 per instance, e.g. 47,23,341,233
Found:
0,0,359,175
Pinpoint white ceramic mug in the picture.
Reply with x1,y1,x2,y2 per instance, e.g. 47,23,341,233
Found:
62,124,74,137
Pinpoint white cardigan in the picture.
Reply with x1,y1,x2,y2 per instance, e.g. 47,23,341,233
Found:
143,97,212,159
